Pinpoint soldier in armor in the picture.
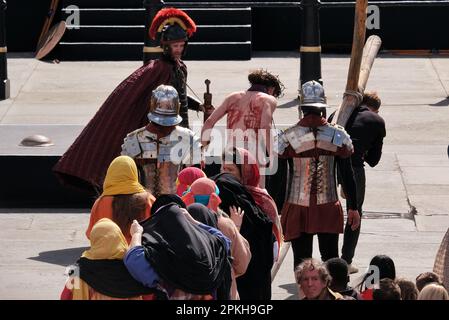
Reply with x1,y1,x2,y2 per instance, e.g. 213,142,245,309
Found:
275,81,360,269
121,85,202,197
54,8,201,193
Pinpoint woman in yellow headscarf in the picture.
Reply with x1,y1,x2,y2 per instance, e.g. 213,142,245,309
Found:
62,218,163,300
86,156,155,243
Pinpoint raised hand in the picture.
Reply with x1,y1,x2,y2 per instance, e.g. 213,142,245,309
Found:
229,205,244,231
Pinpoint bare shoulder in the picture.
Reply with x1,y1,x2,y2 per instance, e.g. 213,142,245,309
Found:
226,90,246,100
255,91,277,105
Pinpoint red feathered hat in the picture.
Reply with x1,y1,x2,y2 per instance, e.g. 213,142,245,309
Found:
149,7,197,41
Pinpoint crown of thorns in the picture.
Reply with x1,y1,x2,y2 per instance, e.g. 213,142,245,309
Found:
248,69,285,98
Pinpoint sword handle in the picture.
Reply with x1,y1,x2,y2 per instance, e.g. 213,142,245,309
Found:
203,79,213,122
205,79,210,94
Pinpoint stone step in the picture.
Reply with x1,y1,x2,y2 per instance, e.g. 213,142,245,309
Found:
62,25,251,43
58,41,252,60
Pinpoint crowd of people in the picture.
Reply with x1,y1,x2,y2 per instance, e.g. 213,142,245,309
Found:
295,256,448,300
53,7,449,301
61,155,276,300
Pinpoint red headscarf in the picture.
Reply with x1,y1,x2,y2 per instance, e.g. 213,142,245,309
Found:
176,167,206,197
236,148,283,257
182,177,222,213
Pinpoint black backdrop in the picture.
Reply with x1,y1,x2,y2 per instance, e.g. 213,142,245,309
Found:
5,1,449,53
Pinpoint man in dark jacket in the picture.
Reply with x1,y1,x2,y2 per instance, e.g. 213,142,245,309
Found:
329,92,386,273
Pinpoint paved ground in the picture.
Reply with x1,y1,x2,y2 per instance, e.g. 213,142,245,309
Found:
1,52,449,299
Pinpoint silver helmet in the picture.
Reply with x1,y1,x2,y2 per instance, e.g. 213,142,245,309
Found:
148,85,182,126
300,80,328,109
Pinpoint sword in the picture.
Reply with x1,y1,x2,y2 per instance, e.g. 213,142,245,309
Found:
203,79,215,123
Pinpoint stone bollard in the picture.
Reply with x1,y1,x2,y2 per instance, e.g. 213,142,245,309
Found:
143,0,164,64
0,0,10,100
299,0,323,91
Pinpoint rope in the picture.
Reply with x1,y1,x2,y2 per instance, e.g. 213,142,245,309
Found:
343,90,363,105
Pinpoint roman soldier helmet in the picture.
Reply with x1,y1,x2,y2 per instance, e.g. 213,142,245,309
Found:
148,85,183,126
299,80,328,117
149,8,197,54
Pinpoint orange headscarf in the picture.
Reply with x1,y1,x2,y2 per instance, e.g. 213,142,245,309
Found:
182,177,221,212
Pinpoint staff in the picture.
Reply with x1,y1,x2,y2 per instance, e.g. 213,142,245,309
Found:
332,0,369,127
0,0,9,100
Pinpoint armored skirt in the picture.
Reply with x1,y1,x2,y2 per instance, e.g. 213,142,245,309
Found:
281,197,344,241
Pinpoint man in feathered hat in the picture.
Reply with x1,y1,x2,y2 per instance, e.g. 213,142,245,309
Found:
149,7,198,128
53,8,200,194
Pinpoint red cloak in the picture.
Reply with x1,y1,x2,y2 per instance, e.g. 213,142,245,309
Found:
53,59,174,192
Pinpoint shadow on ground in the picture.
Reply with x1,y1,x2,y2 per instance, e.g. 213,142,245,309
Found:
28,247,88,267
429,97,449,107
278,99,299,109
278,283,298,300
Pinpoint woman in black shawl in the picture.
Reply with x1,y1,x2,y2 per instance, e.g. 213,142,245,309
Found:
187,203,233,299
187,203,219,228
150,194,186,216
125,200,231,299
211,149,274,300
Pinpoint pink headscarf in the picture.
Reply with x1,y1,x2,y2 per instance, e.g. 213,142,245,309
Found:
182,177,222,213
176,167,206,197
236,148,283,256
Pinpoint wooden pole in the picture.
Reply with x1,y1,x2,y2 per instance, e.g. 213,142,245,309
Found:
333,0,368,127
0,0,10,100
37,0,59,48
358,35,382,93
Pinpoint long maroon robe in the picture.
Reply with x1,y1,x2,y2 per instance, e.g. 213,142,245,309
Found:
53,59,175,193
